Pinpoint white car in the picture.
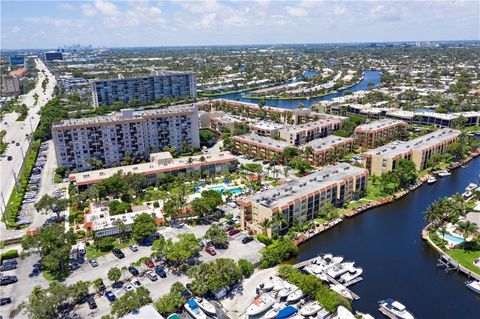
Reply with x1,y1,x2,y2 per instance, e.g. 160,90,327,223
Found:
123,283,134,292
131,280,142,288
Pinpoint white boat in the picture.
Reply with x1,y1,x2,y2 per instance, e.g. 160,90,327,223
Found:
246,294,275,316
466,183,478,191
339,266,363,283
195,298,216,316
437,170,451,177
300,301,322,316
316,308,331,319
316,271,329,282
184,299,207,319
264,303,284,319
263,277,277,291
319,254,344,271
330,284,353,300
327,262,355,279
273,278,288,291
279,284,297,298
466,280,480,294
335,306,355,319
379,298,414,319
286,289,304,303
462,190,473,198
427,176,437,184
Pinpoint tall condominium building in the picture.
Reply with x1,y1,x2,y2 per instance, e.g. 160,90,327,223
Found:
91,70,196,107
239,163,368,236
233,133,292,163
52,104,200,171
1,75,21,96
278,118,342,146
361,128,461,175
303,135,354,166
354,119,407,148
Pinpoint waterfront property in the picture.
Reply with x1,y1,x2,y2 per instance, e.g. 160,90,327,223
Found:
361,128,461,175
238,163,368,236
233,133,292,163
52,104,200,171
304,136,354,166
278,118,343,146
354,119,407,148
69,151,237,190
91,69,196,107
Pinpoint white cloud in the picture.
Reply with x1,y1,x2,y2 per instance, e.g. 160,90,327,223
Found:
58,2,75,11
11,26,21,33
24,17,86,28
196,13,217,29
286,6,308,17
81,4,97,17
94,0,120,17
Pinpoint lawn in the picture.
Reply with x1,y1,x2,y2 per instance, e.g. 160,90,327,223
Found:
86,239,135,259
364,180,390,201
446,249,480,276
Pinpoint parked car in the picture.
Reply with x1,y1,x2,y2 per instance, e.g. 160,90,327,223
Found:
112,248,125,259
228,229,241,236
242,236,253,244
205,246,217,256
144,260,155,268
128,266,139,276
86,296,97,309
129,244,138,252
0,263,17,272
214,243,229,249
105,291,116,302
123,283,134,292
146,271,158,281
155,266,167,278
132,280,142,288
0,276,18,286
7,156,12,161
0,297,12,306
89,259,98,267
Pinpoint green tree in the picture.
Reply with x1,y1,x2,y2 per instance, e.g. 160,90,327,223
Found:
188,258,242,296
283,147,299,164
154,282,187,316
108,267,121,283
131,213,157,243
22,282,69,319
111,287,152,317
204,224,228,246
238,259,254,278
34,194,69,220
94,237,115,252
68,281,90,304
393,159,417,189
162,233,201,266
259,237,298,269
457,220,478,250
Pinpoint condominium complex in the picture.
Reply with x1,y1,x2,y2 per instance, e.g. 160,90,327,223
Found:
233,133,291,163
304,136,354,166
52,104,200,171
69,151,237,189
91,70,196,107
210,114,284,137
238,163,368,236
361,128,461,175
1,75,21,96
354,119,407,148
278,118,342,146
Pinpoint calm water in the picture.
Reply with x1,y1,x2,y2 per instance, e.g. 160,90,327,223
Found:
216,70,381,109
298,157,480,318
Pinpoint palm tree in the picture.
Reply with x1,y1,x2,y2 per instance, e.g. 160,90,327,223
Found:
424,200,443,226
259,218,273,235
283,166,290,178
457,220,478,249
304,146,314,161
272,213,287,237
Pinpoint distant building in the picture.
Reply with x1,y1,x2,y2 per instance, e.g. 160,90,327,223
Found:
361,128,461,175
44,51,64,61
303,135,354,166
91,70,196,107
1,75,21,96
9,55,26,66
278,118,342,146
239,163,368,236
354,119,407,148
52,104,200,171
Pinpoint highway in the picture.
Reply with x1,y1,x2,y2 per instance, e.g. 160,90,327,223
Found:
0,58,56,229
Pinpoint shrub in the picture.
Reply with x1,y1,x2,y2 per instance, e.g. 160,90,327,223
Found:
256,234,272,246
1,249,19,261
95,237,115,252
259,238,298,269
238,259,254,278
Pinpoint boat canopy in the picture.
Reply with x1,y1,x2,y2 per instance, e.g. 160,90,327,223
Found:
276,305,297,319
392,301,406,311
187,299,199,309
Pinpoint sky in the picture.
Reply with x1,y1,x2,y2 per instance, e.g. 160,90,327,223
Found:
1,0,479,49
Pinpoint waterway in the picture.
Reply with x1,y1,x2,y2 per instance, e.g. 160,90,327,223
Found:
215,70,381,109
298,157,480,318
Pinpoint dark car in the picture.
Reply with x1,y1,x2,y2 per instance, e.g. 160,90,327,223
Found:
242,236,254,244
86,296,97,309
29,268,41,277
205,246,217,256
7,156,12,161
105,291,116,302
228,229,241,236
0,276,18,286
128,266,139,276
155,266,167,278
112,248,125,259
214,243,229,249
0,263,16,271
0,298,12,306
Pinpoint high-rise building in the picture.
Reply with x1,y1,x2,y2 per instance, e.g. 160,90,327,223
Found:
91,71,196,107
9,55,26,66
1,75,21,96
52,104,200,171
44,51,64,61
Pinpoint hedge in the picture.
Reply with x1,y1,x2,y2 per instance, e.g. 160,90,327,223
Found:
1,249,19,261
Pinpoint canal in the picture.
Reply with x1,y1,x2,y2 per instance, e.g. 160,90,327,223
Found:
298,157,480,318
216,70,381,109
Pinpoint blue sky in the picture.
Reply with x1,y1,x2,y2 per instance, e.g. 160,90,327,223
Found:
1,0,479,49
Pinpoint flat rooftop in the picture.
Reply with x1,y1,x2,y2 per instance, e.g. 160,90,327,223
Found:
241,163,366,209
250,120,285,131
234,133,290,150
355,119,406,132
305,135,353,152
279,118,341,134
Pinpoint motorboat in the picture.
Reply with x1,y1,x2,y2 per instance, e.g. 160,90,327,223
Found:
335,306,355,319
246,294,275,316
184,299,207,319
316,308,331,319
319,254,344,271
264,303,284,319
437,170,451,177
379,298,414,319
273,278,288,291
339,266,363,284
330,284,353,300
276,305,298,319
167,314,181,319
327,262,355,279
462,190,473,199
286,289,304,303
427,176,437,184
300,301,322,316
194,297,216,316
466,183,478,191
466,280,480,294
356,312,375,319
263,277,277,291
316,271,329,282
279,284,297,298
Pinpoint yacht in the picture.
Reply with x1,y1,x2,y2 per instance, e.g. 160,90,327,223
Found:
319,254,344,271
316,308,332,319
466,280,480,294
427,176,437,184
466,183,478,191
194,298,216,316
335,306,355,319
273,278,288,291
330,284,353,300
264,303,284,319
263,276,279,291
379,298,414,319
327,262,355,279
286,289,304,303
276,305,298,319
437,170,451,177
300,301,322,316
339,266,363,284
184,299,207,319
246,294,275,316
462,190,473,199
279,284,297,298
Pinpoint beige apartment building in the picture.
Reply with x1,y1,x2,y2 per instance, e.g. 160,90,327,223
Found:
238,163,368,236
354,119,407,148
361,128,461,175
278,118,342,146
304,135,354,166
233,133,292,163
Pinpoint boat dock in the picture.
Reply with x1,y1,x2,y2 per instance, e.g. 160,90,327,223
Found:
378,307,396,319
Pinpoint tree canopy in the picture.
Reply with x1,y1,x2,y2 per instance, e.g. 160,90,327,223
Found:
187,258,242,296
131,213,158,243
204,224,228,246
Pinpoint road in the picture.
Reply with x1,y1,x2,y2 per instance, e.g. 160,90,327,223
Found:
0,59,56,230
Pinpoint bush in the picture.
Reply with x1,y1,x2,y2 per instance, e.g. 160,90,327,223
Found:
76,230,86,239
238,259,254,278
256,234,272,246
95,237,115,252
259,238,298,269
155,282,187,316
1,249,19,261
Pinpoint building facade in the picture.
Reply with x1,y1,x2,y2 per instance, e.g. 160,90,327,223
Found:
44,51,63,61
304,135,354,166
354,119,407,148
361,128,461,175
1,75,21,96
91,71,196,107
52,104,200,171
233,133,292,163
278,118,342,146
238,163,368,236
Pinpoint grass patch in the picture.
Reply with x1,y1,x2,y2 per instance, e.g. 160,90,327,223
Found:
364,180,390,201
86,239,134,259
446,249,480,276
42,269,69,282
16,114,27,121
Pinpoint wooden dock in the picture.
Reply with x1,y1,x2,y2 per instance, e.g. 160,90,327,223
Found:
325,274,360,300
378,307,396,318
344,276,363,287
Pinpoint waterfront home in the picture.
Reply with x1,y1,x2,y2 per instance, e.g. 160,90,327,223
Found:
354,119,407,148
232,133,292,163
303,136,354,166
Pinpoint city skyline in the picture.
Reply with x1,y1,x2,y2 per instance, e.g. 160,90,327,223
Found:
1,0,479,49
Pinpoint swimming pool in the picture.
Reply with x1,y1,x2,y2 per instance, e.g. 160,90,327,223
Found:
208,185,243,195
440,232,465,245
